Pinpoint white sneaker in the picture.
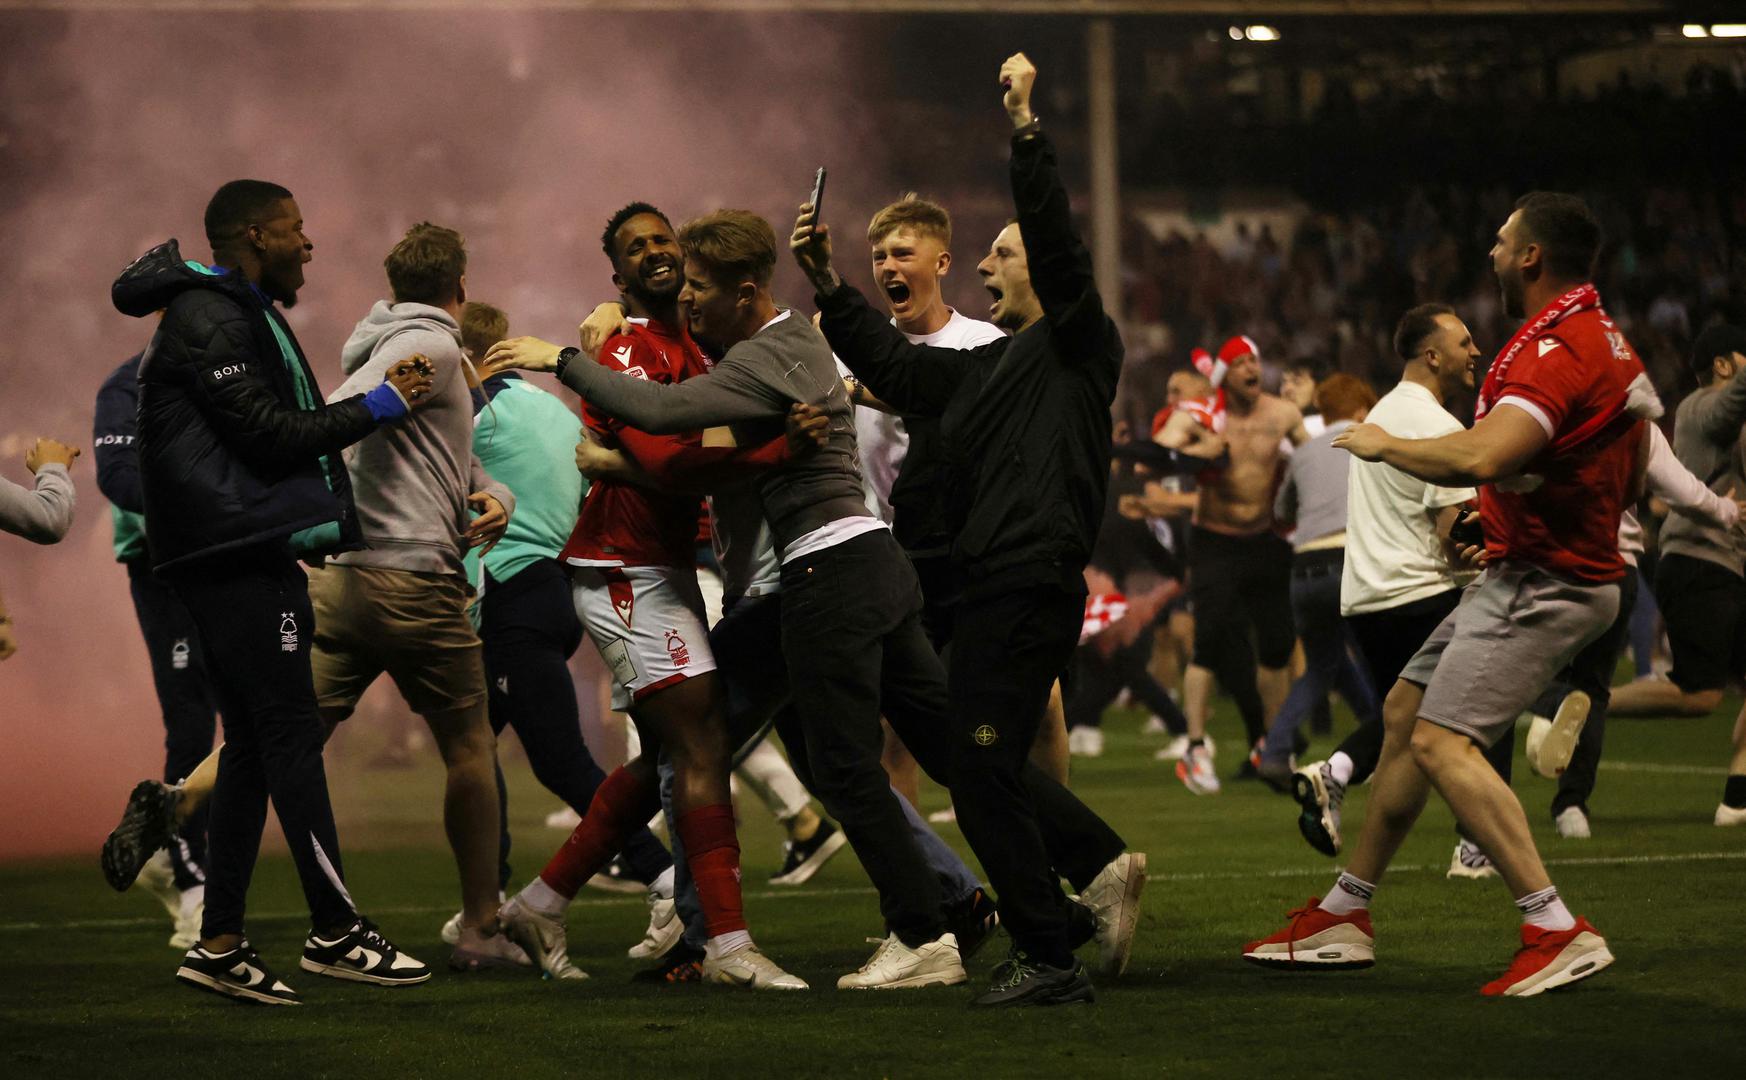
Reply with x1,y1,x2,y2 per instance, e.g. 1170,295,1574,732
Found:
544,805,581,830
927,806,957,825
629,893,682,960
1525,691,1590,779
497,895,588,981
1078,852,1147,976
836,932,965,989
136,848,202,949
1554,806,1591,839
1447,839,1499,880
441,891,506,946
1154,733,1212,762
1175,742,1220,795
702,944,808,990
1715,803,1746,827
1141,715,1168,735
1067,726,1105,758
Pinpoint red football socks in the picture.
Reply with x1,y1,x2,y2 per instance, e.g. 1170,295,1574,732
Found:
537,767,660,898
676,803,747,937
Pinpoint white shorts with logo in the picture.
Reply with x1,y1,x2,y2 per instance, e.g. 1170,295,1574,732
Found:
571,563,717,711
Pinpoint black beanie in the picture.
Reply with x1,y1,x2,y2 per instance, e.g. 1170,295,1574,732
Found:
1692,324,1746,381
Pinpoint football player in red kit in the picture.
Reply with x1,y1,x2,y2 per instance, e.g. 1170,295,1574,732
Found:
488,204,807,990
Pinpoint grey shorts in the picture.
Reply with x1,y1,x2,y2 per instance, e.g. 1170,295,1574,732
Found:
1398,562,1620,748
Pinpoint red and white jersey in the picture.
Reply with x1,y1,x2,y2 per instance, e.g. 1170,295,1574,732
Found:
562,320,711,570
1150,388,1227,439
1480,303,1648,583
1080,592,1129,644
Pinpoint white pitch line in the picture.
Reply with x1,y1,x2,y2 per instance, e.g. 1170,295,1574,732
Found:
1598,761,1730,776
7,850,1744,934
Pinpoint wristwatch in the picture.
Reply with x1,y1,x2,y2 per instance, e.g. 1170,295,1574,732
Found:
556,346,580,380
1014,115,1042,140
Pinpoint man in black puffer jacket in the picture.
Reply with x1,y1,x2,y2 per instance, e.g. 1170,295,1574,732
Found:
104,179,437,1006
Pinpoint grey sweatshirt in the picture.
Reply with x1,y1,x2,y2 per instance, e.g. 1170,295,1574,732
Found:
0,465,75,544
558,309,868,550
1660,369,1746,575
327,301,513,576
1275,419,1353,550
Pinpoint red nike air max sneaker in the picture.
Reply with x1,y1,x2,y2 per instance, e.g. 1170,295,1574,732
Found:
1481,917,1613,997
1242,900,1374,969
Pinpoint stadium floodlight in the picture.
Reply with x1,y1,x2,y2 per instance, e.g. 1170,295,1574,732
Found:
1246,26,1281,42
1711,25,1746,38
1682,24,1708,38
1229,26,1246,40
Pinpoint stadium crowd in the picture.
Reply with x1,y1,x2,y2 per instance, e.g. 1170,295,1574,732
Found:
3,51,1744,1012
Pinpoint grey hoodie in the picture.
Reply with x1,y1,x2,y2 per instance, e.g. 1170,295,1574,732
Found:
1660,369,1746,576
328,301,513,576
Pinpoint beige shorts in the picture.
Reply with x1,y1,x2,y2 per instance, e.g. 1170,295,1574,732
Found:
308,563,486,716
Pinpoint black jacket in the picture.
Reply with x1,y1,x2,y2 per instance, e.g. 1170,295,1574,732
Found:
818,131,1122,598
112,239,377,571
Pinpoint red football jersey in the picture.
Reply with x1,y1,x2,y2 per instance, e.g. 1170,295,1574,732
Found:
561,320,711,569
1480,308,1646,583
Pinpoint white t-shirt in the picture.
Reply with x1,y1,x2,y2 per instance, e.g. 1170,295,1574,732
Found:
1341,381,1478,615
836,309,1006,520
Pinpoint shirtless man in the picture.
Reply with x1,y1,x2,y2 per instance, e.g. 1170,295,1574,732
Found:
1156,335,1308,793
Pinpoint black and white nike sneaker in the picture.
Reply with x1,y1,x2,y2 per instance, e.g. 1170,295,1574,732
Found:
769,819,848,886
101,779,178,891
300,919,431,987
176,941,300,1006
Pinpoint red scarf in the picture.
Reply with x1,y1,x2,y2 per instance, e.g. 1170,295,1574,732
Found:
1475,283,1600,420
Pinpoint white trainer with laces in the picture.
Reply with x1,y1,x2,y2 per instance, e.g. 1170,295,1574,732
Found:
1715,803,1746,827
1068,726,1105,758
1447,839,1499,880
1175,742,1221,795
497,895,588,981
837,932,966,989
1078,852,1147,976
629,893,682,960
1555,806,1591,839
1155,733,1212,763
702,944,808,990
544,805,581,830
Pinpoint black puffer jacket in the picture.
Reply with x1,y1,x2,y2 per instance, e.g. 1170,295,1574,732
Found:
112,239,377,571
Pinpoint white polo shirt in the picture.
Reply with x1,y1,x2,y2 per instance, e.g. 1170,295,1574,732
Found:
1341,381,1478,616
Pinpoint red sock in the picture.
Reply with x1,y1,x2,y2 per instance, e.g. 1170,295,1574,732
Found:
537,767,660,898
675,804,747,937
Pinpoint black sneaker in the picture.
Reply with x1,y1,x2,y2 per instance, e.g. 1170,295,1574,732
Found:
586,854,646,895
945,887,1001,960
631,941,706,984
102,780,178,891
176,941,300,1006
971,950,1094,1008
769,819,848,886
300,919,431,987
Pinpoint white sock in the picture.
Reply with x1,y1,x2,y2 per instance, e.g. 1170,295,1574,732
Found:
178,884,205,918
705,929,753,959
1327,752,1354,790
520,876,569,917
1318,871,1376,916
1516,886,1576,932
650,866,677,901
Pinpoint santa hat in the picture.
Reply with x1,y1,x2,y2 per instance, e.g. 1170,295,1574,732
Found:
1192,346,1228,389
1218,334,1259,370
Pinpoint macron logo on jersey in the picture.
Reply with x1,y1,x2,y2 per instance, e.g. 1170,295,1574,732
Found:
1538,338,1559,356
611,344,635,368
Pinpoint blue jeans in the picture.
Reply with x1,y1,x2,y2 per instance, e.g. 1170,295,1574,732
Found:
1260,549,1380,765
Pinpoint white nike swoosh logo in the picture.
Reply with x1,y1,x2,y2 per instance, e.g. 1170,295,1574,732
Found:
230,962,266,987
347,946,384,970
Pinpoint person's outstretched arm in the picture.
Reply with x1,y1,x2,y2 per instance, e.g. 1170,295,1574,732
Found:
0,439,79,544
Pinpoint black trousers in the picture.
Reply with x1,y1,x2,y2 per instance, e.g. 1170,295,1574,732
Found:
1344,586,1513,794
480,557,671,890
950,582,1127,966
167,546,357,938
778,530,959,946
1066,626,1188,736
127,560,218,890
1535,568,1639,816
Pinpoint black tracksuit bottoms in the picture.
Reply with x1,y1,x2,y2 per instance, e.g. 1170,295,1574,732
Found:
480,557,672,890
167,546,357,938
126,560,218,890
779,529,1123,963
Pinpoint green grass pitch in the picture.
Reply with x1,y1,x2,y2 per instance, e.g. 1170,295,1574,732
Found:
3,684,1742,1078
